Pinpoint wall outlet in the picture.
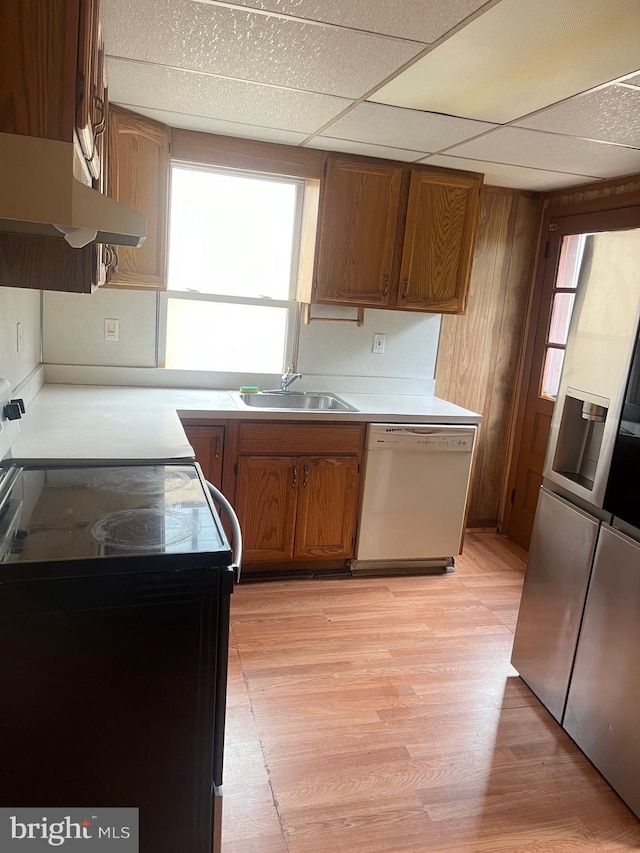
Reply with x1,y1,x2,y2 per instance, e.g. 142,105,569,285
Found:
16,322,23,353
372,333,386,354
104,318,120,341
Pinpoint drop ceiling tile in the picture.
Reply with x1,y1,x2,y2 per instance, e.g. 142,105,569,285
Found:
319,102,495,152
304,137,427,162
102,0,423,99
623,72,640,88
446,127,640,179
420,154,597,191
515,85,640,147
107,58,351,133
116,105,310,145
369,0,640,123
215,0,490,43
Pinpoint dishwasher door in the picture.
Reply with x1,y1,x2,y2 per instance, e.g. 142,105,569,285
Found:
354,423,476,568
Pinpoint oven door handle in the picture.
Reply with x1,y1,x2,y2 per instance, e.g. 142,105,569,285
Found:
206,481,242,583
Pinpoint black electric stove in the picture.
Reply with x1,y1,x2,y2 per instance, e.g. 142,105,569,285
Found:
0,462,232,578
0,383,239,853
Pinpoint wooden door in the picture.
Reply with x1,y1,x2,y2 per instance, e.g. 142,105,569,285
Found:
294,456,359,559
314,156,403,307
235,457,297,561
106,106,170,289
398,170,481,313
183,425,225,489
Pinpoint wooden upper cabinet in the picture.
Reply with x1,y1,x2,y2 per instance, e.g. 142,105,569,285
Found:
311,153,482,315
398,170,481,314
0,0,79,140
106,106,171,290
313,156,403,307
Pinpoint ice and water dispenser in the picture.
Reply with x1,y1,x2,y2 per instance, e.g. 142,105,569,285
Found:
551,388,609,491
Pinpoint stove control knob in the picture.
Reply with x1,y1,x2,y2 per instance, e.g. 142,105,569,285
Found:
3,400,23,421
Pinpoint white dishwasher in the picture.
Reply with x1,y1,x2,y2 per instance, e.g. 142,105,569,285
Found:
353,423,477,574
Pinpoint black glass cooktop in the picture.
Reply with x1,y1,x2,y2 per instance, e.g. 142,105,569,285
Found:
0,463,231,569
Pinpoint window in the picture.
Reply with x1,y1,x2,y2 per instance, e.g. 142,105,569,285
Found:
159,164,304,374
540,234,585,399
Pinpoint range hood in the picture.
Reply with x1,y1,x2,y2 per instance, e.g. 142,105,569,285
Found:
0,133,146,248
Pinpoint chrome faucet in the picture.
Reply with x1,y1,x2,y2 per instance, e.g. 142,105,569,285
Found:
280,367,302,392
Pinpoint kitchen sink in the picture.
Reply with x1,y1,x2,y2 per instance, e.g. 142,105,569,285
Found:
239,392,357,412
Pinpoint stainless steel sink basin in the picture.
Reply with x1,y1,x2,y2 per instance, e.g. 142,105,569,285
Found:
239,391,357,412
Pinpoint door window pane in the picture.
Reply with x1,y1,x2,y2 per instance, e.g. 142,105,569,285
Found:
556,234,586,290
548,292,576,345
541,347,565,399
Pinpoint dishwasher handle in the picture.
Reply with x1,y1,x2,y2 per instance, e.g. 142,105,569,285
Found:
207,481,242,583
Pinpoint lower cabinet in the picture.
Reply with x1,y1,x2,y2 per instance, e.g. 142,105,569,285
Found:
183,424,225,489
231,421,364,569
235,454,360,562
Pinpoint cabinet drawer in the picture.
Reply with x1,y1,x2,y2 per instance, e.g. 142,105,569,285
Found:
237,422,363,455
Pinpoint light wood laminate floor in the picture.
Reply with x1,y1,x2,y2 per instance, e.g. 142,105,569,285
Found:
222,533,640,852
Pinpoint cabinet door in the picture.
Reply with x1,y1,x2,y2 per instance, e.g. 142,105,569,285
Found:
0,0,78,140
314,156,403,307
235,457,298,561
184,426,225,489
0,234,98,293
294,456,359,559
398,170,481,314
76,0,101,171
106,106,170,289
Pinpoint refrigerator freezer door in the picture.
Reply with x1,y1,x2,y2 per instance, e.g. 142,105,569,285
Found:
564,524,640,819
511,487,599,722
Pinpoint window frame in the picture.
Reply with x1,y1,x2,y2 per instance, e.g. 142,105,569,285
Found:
157,161,306,374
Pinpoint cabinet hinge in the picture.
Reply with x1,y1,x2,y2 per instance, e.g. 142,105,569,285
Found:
233,462,238,476
544,240,549,259
357,463,360,473
510,487,515,504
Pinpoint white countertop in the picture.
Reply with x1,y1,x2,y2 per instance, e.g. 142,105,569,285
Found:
11,384,482,463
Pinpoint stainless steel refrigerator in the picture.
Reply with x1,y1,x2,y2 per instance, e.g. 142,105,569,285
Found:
511,225,640,818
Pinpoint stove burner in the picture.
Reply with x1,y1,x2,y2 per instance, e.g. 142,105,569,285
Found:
90,508,201,550
90,467,190,495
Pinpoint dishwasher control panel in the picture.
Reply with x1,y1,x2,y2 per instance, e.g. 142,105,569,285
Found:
366,424,477,453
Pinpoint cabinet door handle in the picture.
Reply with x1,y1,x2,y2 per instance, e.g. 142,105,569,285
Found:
401,277,409,299
291,465,298,487
93,95,106,138
111,246,119,274
302,464,309,488
214,435,220,460
381,274,389,298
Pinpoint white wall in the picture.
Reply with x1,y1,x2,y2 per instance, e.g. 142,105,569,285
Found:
42,289,440,392
43,290,157,367
0,287,41,389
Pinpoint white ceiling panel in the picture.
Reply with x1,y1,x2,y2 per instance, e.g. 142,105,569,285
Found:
106,58,351,133
303,137,427,162
446,127,640,179
369,0,640,123
316,102,496,152
515,85,640,148
211,0,491,44
115,105,310,145
420,154,597,191
623,73,640,88
102,0,423,99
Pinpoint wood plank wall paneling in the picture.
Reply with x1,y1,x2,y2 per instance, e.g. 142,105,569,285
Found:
436,188,541,527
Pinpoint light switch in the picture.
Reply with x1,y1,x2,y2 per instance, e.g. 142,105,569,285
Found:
104,318,120,341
